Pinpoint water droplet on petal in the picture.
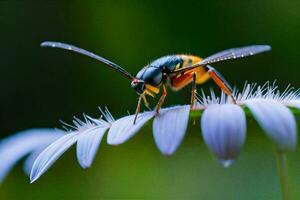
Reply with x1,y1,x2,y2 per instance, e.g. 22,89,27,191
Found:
220,159,234,168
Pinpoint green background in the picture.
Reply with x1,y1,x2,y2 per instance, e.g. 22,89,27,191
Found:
0,0,300,199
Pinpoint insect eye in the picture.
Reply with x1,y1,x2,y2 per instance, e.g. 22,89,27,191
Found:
131,80,145,94
132,79,139,84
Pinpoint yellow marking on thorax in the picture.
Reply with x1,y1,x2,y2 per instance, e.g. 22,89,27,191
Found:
179,55,203,68
175,63,181,70
171,55,210,89
145,84,160,97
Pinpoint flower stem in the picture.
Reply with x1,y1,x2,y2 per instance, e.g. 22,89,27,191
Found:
275,151,290,200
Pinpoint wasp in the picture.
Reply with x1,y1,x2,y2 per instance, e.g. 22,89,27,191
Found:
41,41,271,123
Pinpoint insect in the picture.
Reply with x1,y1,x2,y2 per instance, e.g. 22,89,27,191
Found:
41,41,271,123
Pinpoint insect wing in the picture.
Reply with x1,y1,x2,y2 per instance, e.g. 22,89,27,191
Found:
169,45,271,75
199,45,271,66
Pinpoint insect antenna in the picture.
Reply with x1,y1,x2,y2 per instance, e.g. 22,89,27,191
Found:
41,41,135,80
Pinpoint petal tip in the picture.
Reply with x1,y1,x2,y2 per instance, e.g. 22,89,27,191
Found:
106,138,120,146
201,104,246,164
161,150,175,157
30,175,38,184
220,159,235,168
78,162,90,169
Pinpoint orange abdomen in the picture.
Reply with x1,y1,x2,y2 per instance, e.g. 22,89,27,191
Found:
170,55,211,90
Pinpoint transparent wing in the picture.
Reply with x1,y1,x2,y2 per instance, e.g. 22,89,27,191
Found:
198,45,271,66
41,41,134,80
170,45,271,75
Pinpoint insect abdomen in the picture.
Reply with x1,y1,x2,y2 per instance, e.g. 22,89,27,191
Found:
176,55,202,69
170,55,211,90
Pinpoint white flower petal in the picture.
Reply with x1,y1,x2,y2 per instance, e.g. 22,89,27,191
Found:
245,99,297,151
153,105,190,155
201,104,246,166
30,132,79,183
76,125,109,169
107,111,154,145
23,148,45,176
286,99,300,109
0,129,63,183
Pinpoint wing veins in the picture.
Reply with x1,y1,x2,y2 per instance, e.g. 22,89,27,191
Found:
170,45,271,75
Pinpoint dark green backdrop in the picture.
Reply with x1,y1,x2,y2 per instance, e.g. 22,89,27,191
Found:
1,1,300,199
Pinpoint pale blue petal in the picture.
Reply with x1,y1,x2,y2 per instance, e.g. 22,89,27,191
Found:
153,105,190,155
30,132,79,183
287,99,300,109
0,129,63,183
76,126,109,169
245,99,297,151
107,111,154,145
23,148,45,176
201,104,246,167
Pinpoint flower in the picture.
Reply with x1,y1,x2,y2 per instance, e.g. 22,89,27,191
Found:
27,82,300,178
0,128,64,183
197,82,297,165
30,108,113,183
0,81,298,183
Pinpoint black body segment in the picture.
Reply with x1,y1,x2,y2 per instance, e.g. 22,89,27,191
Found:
136,55,190,86
149,55,183,72
135,67,163,86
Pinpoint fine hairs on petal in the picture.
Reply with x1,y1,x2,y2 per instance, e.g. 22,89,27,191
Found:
201,104,246,167
76,111,112,169
237,81,300,105
197,81,298,154
153,105,190,155
31,109,114,182
197,81,300,108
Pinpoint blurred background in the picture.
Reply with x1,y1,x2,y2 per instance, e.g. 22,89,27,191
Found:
0,0,300,199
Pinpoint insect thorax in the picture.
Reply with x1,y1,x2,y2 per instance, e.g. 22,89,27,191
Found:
135,55,202,87
135,55,182,85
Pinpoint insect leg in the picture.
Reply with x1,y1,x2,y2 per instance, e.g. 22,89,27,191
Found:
155,84,167,114
142,95,151,110
206,66,236,103
190,72,197,109
133,95,143,124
